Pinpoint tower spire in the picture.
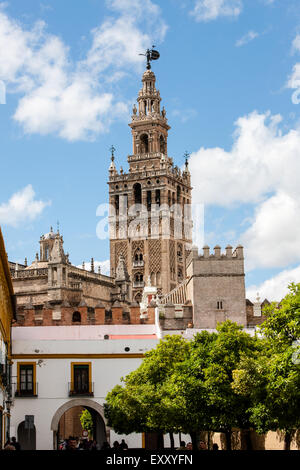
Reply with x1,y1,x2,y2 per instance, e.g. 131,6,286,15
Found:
129,60,170,161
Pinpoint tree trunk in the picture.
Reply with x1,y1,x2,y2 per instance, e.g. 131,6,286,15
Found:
190,432,198,451
284,431,291,451
169,432,174,449
207,432,211,451
245,430,253,451
157,432,164,449
224,429,232,451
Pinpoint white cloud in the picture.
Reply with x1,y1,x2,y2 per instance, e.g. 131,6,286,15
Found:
0,1,167,141
242,192,300,270
189,111,300,270
287,34,300,105
292,34,300,54
0,185,50,227
190,0,243,22
190,111,300,207
247,265,300,302
236,30,259,47
77,259,110,276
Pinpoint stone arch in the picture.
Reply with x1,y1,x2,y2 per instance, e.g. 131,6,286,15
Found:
51,399,107,432
140,133,149,153
51,399,108,449
133,183,142,205
134,248,143,263
18,421,36,450
134,272,143,283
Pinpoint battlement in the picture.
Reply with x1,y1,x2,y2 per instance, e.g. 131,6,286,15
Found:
187,244,244,266
186,244,245,284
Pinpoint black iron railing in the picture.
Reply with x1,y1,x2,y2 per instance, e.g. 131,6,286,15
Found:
14,382,38,397
68,382,94,397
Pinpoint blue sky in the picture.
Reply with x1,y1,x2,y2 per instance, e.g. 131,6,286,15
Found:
1,0,300,301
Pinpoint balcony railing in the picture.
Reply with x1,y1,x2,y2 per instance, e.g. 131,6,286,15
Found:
133,281,145,288
68,382,94,397
14,383,38,397
133,260,144,267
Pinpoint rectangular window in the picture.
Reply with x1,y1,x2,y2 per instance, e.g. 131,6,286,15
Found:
217,301,223,310
147,191,152,211
105,310,112,323
17,363,36,396
70,363,92,396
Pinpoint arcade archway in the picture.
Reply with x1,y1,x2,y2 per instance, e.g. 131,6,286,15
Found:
17,421,36,450
51,399,108,450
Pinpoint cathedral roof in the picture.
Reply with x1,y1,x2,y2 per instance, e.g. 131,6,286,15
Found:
25,261,48,270
41,227,57,240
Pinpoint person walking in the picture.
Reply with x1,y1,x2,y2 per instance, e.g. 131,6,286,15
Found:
3,441,15,451
11,437,21,451
199,440,208,450
113,441,120,450
119,439,128,450
90,440,98,451
101,441,111,450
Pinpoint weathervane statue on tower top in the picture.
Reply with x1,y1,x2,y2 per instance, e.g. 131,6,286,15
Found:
110,145,116,162
184,151,190,168
139,46,160,70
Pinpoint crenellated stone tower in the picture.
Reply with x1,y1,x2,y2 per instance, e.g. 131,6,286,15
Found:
108,67,193,303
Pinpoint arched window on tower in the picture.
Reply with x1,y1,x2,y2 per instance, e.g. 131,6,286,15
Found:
133,183,142,204
134,273,144,287
177,244,183,263
134,249,144,267
160,135,165,154
140,134,149,154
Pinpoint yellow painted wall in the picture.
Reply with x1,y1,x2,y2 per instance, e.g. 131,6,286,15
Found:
0,228,14,348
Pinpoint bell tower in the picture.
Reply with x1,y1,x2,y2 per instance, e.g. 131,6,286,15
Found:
108,55,193,303
130,68,169,164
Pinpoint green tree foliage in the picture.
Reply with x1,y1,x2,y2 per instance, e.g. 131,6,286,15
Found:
105,324,259,450
260,283,300,347
79,409,93,439
233,284,300,450
203,321,260,449
104,335,190,448
105,292,300,451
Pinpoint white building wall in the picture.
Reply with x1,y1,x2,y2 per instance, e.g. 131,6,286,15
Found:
10,326,159,450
